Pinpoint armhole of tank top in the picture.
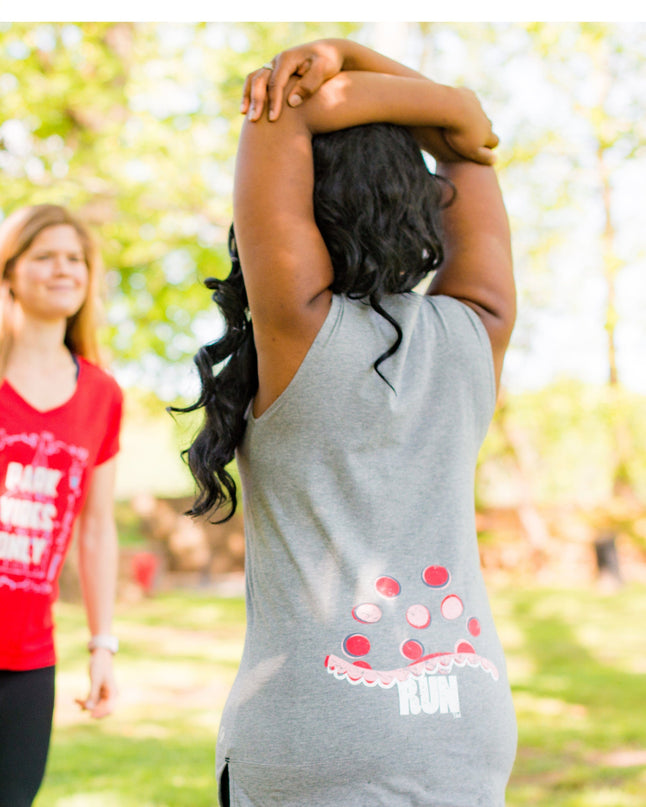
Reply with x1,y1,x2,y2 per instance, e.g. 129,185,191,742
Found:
247,294,343,426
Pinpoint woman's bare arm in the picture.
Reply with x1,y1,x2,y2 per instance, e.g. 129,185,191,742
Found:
76,458,119,718
428,160,515,391
233,89,334,415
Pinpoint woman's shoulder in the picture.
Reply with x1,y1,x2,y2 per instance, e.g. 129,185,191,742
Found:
423,293,492,343
77,357,123,400
338,291,486,340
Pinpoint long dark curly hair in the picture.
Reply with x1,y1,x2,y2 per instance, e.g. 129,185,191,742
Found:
177,123,452,522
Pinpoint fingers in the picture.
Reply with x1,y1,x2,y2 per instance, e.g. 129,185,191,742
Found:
245,56,320,123
241,61,299,123
240,47,307,123
244,66,274,122
76,684,116,719
480,129,500,164
285,58,328,109
454,145,497,166
242,52,332,122
240,72,253,116
267,56,311,120
90,691,116,719
444,125,500,166
475,147,498,166
80,650,117,719
76,679,101,714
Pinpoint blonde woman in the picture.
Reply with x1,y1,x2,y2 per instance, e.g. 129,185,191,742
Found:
0,205,123,807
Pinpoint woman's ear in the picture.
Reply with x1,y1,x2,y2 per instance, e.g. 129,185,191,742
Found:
1,275,14,298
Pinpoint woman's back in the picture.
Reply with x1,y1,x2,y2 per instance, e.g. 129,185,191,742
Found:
217,293,516,806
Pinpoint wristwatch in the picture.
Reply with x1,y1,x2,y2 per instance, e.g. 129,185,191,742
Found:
88,634,119,654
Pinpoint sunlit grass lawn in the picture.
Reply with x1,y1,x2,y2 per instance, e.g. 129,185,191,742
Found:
37,592,245,807
37,583,646,806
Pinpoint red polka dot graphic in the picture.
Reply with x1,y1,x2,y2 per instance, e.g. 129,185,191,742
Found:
375,576,400,598
352,603,382,624
406,604,431,629
343,634,371,658
328,564,501,686
441,594,464,620
400,639,424,661
342,567,480,670
422,565,450,588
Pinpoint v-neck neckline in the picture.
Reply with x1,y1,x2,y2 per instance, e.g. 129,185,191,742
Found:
1,360,82,416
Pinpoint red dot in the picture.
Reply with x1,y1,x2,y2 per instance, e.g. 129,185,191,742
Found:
422,565,450,588
344,634,371,658
468,618,481,637
400,640,424,661
352,660,372,669
441,595,464,620
352,603,382,624
375,576,400,597
456,640,475,654
406,604,431,629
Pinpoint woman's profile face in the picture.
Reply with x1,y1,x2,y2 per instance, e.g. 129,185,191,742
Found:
9,224,89,322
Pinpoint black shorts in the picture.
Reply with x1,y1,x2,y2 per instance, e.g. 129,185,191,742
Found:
0,666,56,807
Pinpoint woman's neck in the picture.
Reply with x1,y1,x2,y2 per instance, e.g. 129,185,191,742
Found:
3,313,79,411
8,313,70,369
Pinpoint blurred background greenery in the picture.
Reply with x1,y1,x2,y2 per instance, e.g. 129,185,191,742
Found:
3,21,644,524
1,18,645,807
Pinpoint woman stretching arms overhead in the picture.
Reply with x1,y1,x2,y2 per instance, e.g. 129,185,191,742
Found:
184,38,516,807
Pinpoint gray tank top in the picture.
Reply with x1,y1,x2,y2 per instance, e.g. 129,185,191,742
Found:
217,293,517,807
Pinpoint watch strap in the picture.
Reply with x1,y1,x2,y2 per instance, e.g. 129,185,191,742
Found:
88,634,119,654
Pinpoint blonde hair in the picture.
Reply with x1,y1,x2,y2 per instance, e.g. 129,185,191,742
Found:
0,204,104,375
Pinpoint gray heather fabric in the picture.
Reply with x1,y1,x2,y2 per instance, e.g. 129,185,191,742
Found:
217,293,517,807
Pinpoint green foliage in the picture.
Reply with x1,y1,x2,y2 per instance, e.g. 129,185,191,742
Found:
1,22,357,390
479,380,646,508
417,23,645,390
3,21,644,400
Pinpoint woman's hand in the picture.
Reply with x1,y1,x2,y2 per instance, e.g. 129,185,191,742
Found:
75,647,118,719
241,39,345,122
410,126,464,163
442,87,499,164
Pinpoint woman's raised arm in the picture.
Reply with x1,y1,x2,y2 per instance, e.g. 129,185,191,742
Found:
428,160,515,392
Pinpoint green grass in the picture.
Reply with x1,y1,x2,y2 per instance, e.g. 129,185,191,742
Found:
38,592,245,807
497,584,646,806
37,584,646,806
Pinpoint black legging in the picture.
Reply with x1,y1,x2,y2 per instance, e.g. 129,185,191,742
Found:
0,666,55,807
